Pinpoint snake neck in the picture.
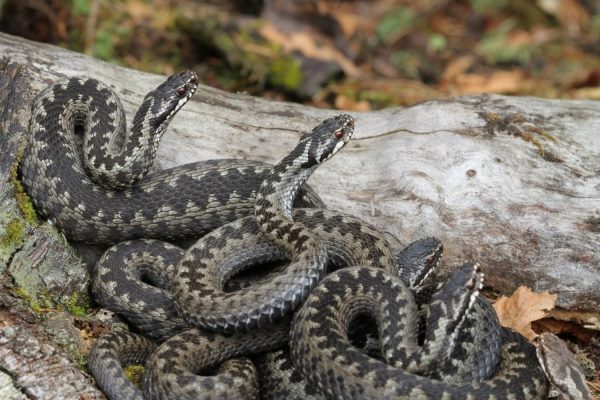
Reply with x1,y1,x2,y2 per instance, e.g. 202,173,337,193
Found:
84,86,167,190
31,78,161,190
32,74,196,191
255,140,322,258
254,114,354,260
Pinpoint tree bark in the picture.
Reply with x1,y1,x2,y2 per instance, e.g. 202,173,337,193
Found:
0,32,598,397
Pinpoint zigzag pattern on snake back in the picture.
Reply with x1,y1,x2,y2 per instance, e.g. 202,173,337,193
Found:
92,211,429,343
291,266,550,399
22,71,552,399
172,115,355,333
19,70,324,245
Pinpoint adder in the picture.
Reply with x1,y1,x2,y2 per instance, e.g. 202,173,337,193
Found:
22,72,550,399
20,70,323,245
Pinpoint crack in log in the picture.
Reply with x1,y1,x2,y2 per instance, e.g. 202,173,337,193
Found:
0,367,29,400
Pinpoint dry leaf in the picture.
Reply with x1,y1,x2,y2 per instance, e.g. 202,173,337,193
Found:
453,69,529,94
259,23,360,77
440,55,476,83
334,94,371,111
493,286,557,341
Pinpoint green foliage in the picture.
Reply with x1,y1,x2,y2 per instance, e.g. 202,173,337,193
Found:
377,6,415,43
591,14,600,36
477,19,535,65
92,24,130,61
427,33,447,53
268,57,302,91
469,0,509,14
358,90,395,109
71,0,91,16
92,28,116,60
391,49,421,79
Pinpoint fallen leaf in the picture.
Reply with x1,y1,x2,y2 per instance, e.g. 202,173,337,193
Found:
259,23,360,77
334,94,371,111
453,69,530,94
493,286,557,341
440,55,476,83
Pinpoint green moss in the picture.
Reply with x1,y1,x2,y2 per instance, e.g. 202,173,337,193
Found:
268,57,302,91
124,364,145,388
66,341,89,371
574,351,596,380
13,285,84,316
10,139,38,225
65,292,91,317
14,287,43,313
1,218,25,247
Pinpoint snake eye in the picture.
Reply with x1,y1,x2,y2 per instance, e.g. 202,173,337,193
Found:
176,87,186,97
334,129,344,139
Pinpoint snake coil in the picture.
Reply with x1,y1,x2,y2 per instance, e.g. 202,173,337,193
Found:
21,72,552,399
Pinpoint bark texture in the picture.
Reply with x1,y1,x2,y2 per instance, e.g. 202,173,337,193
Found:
0,32,598,398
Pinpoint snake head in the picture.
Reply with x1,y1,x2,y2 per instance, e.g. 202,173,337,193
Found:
299,114,354,166
396,237,443,289
422,262,483,360
145,70,199,132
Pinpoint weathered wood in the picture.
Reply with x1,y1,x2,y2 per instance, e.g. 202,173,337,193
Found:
0,306,105,399
1,32,598,312
0,45,104,399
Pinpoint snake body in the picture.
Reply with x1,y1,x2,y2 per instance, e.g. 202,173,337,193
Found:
291,266,549,399
92,212,432,342
22,72,552,399
20,71,323,245
172,115,355,333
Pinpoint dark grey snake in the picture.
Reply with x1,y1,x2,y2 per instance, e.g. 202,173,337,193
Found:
290,266,549,399
21,72,554,399
20,70,323,245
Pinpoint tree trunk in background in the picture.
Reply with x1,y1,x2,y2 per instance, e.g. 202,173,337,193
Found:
0,32,598,398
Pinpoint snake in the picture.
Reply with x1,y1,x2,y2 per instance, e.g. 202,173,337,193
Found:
88,234,442,400
91,228,442,342
291,265,550,399
19,70,324,245
21,72,551,399
534,333,592,399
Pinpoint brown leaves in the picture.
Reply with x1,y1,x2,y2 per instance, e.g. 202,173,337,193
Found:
259,23,360,78
493,286,557,341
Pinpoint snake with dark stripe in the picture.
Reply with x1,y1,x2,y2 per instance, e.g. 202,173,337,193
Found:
21,72,551,399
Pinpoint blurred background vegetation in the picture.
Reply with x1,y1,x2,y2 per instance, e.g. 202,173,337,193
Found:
1,0,599,110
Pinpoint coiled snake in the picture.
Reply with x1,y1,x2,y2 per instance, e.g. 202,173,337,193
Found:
20,70,323,245
20,71,552,399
